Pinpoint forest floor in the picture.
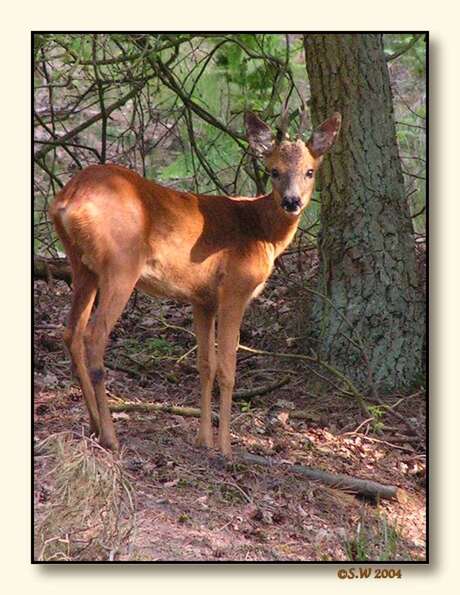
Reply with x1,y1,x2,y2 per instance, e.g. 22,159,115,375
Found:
33,250,426,562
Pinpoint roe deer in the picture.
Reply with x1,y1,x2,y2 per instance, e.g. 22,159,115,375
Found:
50,111,341,457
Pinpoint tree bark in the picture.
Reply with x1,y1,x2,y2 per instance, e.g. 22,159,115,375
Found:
303,34,424,393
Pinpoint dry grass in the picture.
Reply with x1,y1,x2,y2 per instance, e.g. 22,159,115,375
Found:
34,432,136,561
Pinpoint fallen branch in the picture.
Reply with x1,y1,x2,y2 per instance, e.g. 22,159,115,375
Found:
34,256,72,284
108,400,217,420
238,452,402,501
108,376,291,418
108,398,320,424
233,376,291,400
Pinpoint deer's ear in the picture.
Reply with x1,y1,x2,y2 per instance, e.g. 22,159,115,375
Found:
245,112,274,156
307,112,342,157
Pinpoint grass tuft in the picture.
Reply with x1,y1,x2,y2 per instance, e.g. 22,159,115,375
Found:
34,432,136,561
344,510,401,561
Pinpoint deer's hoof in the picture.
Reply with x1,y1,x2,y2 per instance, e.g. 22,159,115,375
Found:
218,439,233,459
98,433,119,453
196,431,214,449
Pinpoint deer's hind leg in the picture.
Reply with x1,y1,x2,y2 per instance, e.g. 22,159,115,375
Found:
63,262,100,436
84,266,141,451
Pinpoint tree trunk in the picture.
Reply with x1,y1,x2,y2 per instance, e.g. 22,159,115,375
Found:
303,34,424,393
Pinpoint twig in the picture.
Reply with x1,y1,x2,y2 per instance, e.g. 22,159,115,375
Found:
341,417,375,437
175,345,197,365
238,344,370,417
386,34,423,62
353,434,416,453
395,121,425,130
223,480,252,503
402,169,426,181
108,376,291,417
234,376,291,400
34,83,146,161
411,204,426,219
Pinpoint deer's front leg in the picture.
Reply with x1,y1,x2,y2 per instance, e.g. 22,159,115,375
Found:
193,304,217,448
216,292,248,457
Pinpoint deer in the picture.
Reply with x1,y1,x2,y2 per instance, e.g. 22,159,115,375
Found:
49,110,341,458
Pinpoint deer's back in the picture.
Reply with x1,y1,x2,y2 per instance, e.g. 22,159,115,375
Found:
51,164,269,308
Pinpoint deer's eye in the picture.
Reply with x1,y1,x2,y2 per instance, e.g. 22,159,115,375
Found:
271,169,280,179
306,169,314,178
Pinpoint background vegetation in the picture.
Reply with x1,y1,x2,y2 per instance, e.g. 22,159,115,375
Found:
34,33,426,256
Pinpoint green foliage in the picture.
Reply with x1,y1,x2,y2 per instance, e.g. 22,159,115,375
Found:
145,337,175,356
384,34,426,76
239,399,252,413
159,152,192,183
367,404,385,433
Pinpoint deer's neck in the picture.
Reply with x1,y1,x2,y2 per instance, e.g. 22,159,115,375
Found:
254,193,300,258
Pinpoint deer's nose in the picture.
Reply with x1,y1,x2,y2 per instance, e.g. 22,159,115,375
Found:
282,195,302,214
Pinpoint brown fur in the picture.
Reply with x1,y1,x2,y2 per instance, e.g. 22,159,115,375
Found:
50,112,341,457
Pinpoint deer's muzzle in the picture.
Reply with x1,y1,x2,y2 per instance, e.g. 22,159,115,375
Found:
282,195,302,215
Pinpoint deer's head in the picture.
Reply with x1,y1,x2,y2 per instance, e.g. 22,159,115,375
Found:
245,110,341,217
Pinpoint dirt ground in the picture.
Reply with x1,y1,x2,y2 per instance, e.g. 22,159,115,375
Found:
33,252,426,562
